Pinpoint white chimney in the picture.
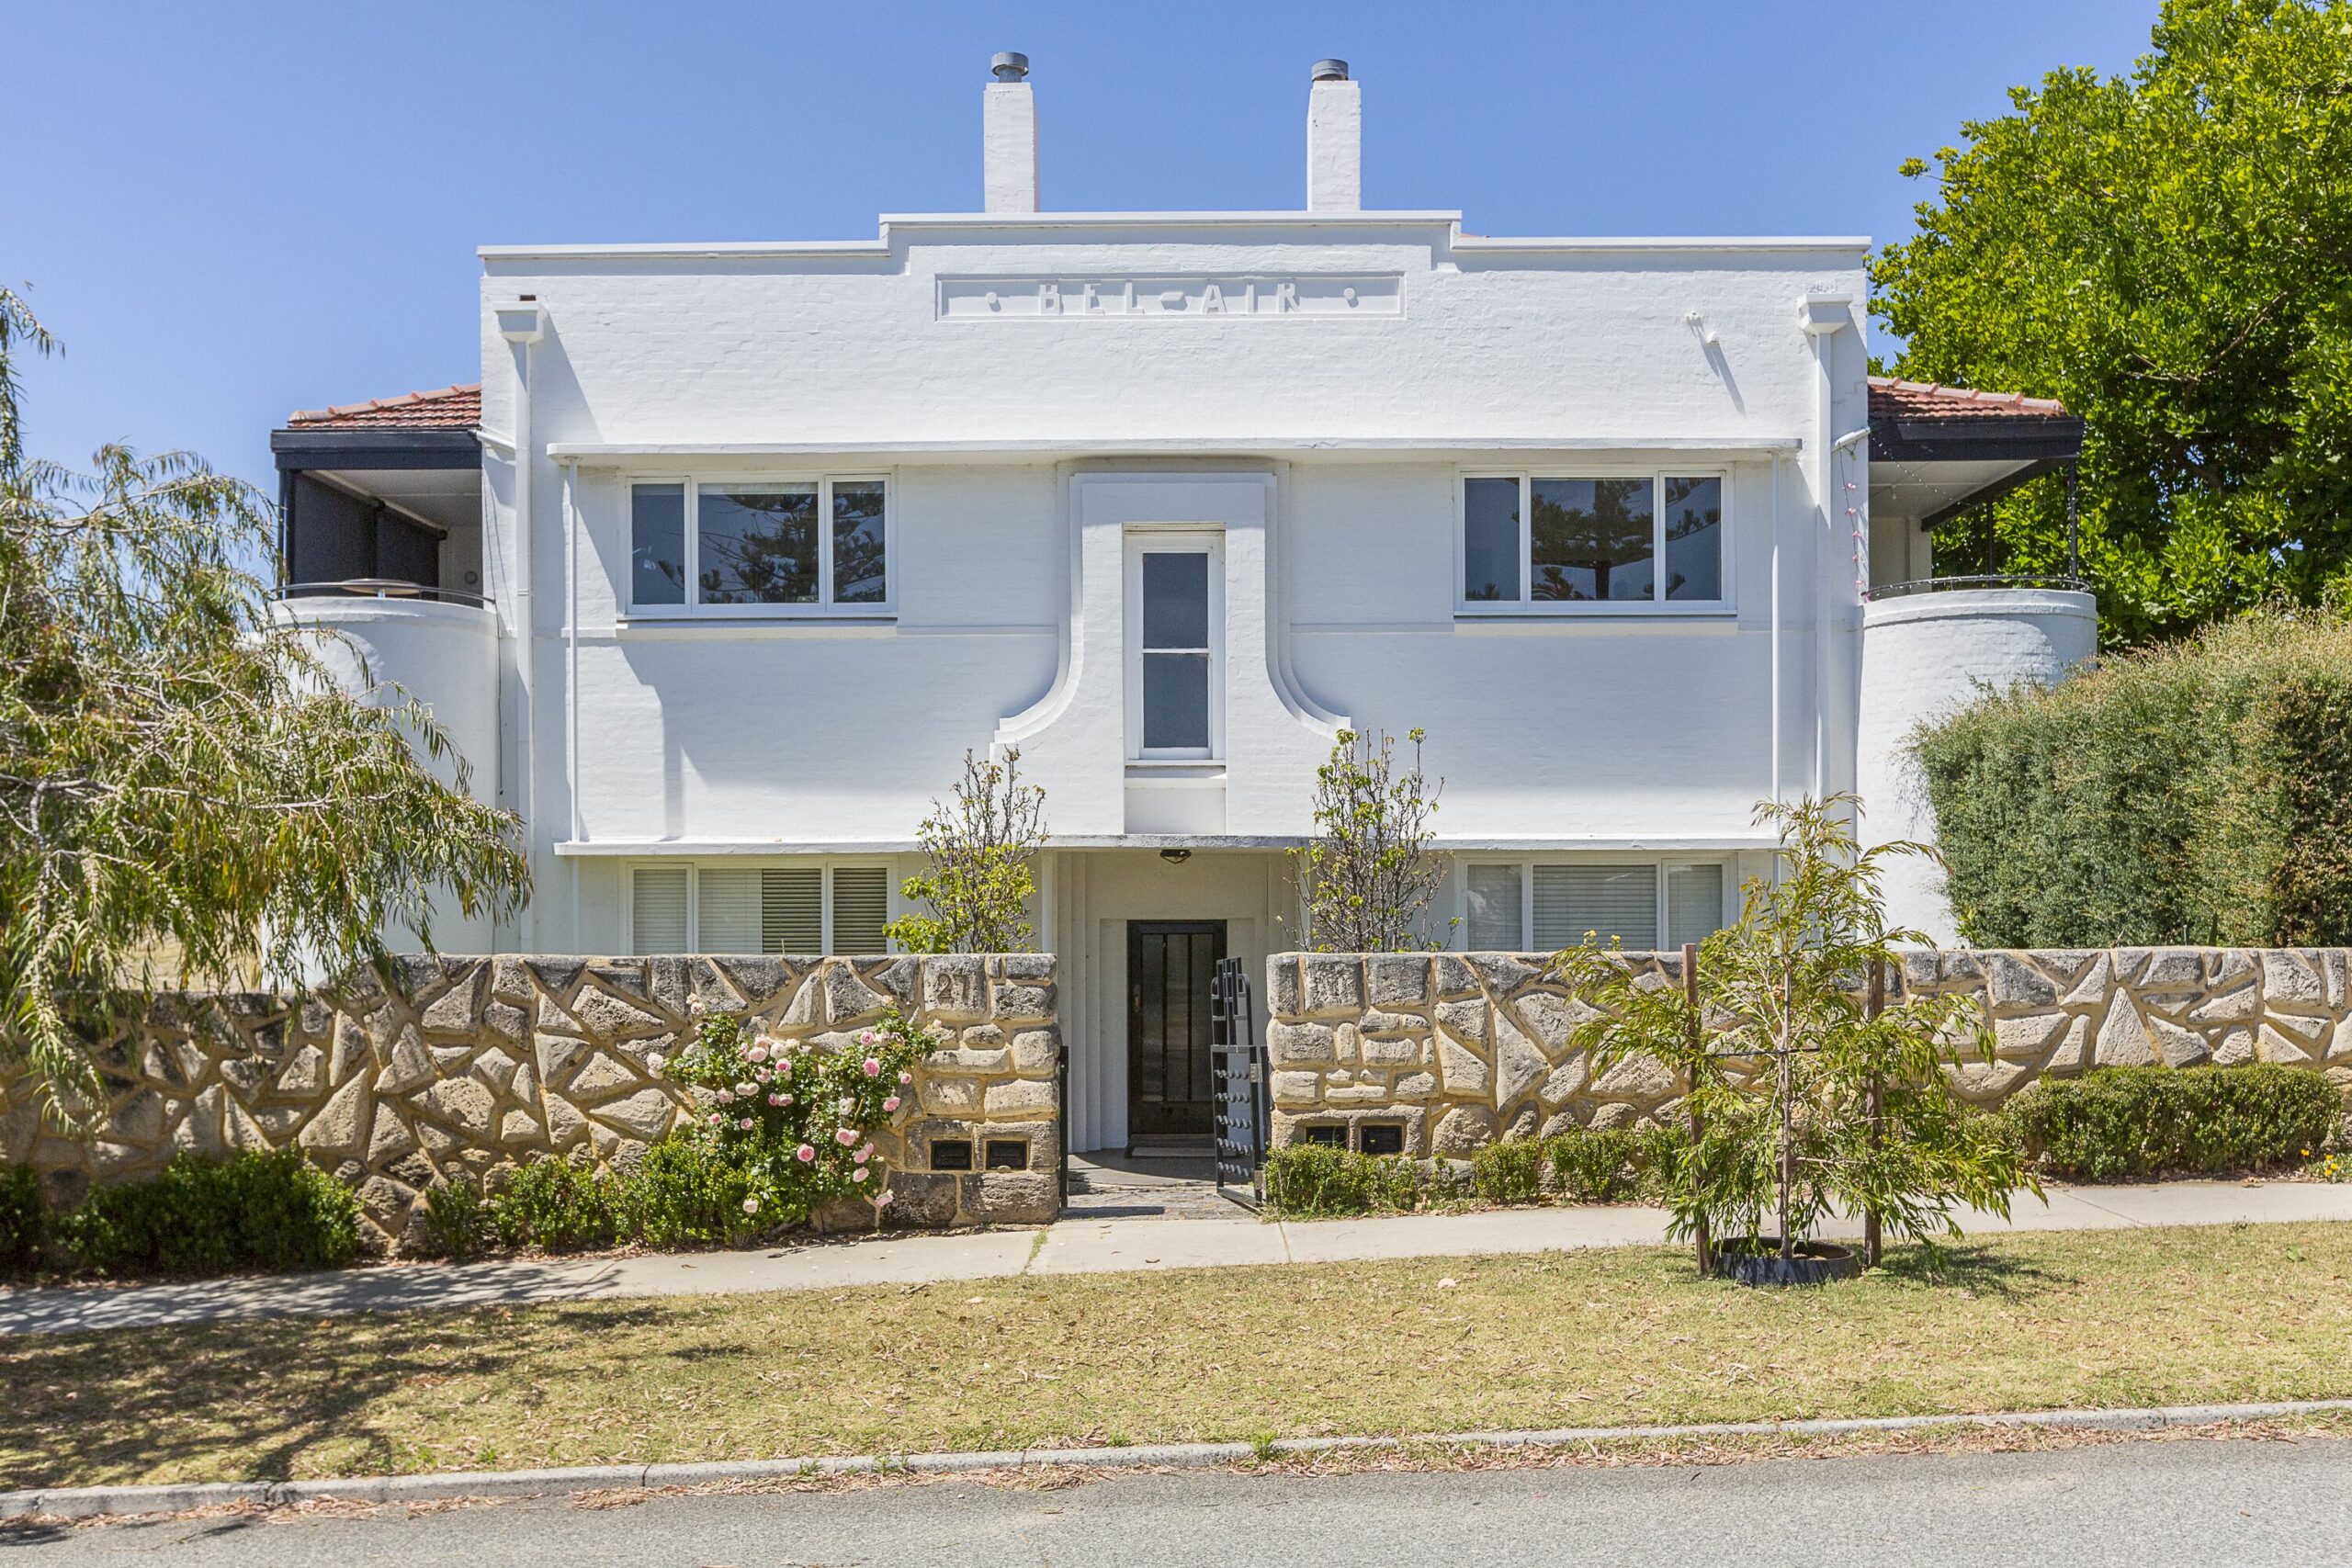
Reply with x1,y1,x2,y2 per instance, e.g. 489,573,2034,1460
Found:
1306,59,1361,211
983,51,1038,214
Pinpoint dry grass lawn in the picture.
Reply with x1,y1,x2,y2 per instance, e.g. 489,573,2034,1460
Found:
6,1222,2351,1490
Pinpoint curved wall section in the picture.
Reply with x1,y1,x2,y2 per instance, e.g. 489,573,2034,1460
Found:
275,597,503,949
1857,588,2097,944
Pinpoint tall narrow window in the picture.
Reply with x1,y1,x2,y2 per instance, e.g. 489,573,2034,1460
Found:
1665,863,1726,948
631,866,689,953
1465,864,1525,950
1135,546,1216,756
1662,478,1723,602
831,866,891,953
1462,478,1521,602
696,868,762,953
759,868,822,953
630,484,686,605
831,480,888,604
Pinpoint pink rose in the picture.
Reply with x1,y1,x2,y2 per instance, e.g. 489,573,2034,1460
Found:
775,1058,791,1077
898,1070,913,1085
767,1092,785,1107
737,1117,753,1130
717,1089,735,1105
876,1190,895,1207
863,1058,881,1077
796,1144,815,1163
859,1031,877,1045
852,1168,869,1183
882,1096,901,1112
707,1112,723,1126
856,1143,874,1163
834,1127,858,1146
747,1043,769,1063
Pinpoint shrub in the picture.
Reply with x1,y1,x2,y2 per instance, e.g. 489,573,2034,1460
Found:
62,1149,359,1276
1914,605,2352,947
1470,1138,1545,1204
0,1163,45,1276
1547,1125,1657,1203
2007,1065,2343,1180
417,1173,491,1261
490,1158,624,1253
627,1134,774,1248
1264,1144,1426,1216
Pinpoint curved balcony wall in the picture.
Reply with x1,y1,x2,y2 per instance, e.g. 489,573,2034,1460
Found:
1858,586,2098,944
273,589,503,951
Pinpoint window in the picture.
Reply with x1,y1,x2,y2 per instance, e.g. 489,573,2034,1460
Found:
1125,534,1222,759
1460,862,1727,952
1459,473,1724,610
628,478,889,614
630,863,893,953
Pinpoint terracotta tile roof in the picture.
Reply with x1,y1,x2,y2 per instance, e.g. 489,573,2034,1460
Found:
1868,376,2073,423
286,383,481,430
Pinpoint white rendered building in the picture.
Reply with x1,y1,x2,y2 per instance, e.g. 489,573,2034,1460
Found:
270,56,2091,1153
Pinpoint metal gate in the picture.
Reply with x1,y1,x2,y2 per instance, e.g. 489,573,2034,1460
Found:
1210,956,1268,1208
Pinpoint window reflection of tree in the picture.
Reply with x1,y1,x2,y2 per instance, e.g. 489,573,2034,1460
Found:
832,483,888,604
1532,479,1652,602
701,491,817,604
1661,477,1721,601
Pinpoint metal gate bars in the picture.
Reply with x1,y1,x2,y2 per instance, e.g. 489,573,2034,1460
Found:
1210,956,1268,1208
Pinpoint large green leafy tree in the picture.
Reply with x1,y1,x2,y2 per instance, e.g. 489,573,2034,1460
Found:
1871,0,2352,646
0,289,528,1118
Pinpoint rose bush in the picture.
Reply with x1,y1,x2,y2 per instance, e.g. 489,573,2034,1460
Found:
653,1001,932,1228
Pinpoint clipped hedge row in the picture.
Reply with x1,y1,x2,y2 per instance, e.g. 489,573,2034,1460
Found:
2007,1064,2343,1180
1913,606,2352,947
0,1149,361,1279
1264,1125,1668,1217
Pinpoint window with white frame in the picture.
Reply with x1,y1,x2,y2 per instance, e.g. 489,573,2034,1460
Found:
1125,533,1222,760
629,863,893,954
1460,473,1724,608
628,477,889,613
1462,862,1727,952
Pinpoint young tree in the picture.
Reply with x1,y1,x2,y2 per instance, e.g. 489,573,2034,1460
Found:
0,288,529,1121
1554,796,2032,1269
883,748,1046,954
1290,728,1450,953
1872,0,2352,646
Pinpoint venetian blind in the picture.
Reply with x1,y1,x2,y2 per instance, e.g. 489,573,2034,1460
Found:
831,866,891,954
631,866,689,954
1465,863,1525,950
1665,863,1726,950
1532,864,1658,950
759,868,822,955
697,867,761,954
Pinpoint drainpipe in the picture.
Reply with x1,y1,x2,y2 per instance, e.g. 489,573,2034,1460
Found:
495,300,547,948
1797,292,1856,814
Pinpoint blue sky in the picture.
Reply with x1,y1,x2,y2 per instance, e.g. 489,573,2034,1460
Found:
7,0,2161,501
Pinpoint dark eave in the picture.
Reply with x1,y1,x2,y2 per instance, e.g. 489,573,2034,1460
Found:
269,427,481,471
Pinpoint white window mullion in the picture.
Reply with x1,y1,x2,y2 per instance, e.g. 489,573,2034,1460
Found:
683,479,700,609
1521,863,1535,948
817,478,835,605
820,866,834,953
1653,475,1668,604
1519,475,1533,605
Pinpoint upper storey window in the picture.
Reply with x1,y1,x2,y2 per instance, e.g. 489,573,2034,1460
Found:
1125,532,1223,761
628,478,890,614
1460,473,1724,612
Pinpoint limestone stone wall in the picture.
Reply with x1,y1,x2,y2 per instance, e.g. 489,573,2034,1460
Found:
1266,949,2352,1156
1,954,1062,1251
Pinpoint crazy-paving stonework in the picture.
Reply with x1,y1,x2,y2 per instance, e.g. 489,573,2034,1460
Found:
1266,949,2352,1157
0,954,1061,1251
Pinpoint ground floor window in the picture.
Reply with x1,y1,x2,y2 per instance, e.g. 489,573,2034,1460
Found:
1462,861,1725,953
628,862,892,955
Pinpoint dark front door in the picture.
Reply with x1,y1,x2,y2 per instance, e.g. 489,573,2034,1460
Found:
1127,920,1225,1139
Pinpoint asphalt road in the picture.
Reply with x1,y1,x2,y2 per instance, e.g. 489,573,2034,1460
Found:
7,1438,2347,1566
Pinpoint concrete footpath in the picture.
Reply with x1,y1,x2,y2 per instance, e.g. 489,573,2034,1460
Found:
4,1179,2349,1337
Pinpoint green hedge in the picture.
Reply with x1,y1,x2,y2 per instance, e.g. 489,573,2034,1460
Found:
414,1135,808,1261
1267,1125,1664,1217
2007,1066,2343,1180
1912,606,2352,947
59,1150,360,1276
